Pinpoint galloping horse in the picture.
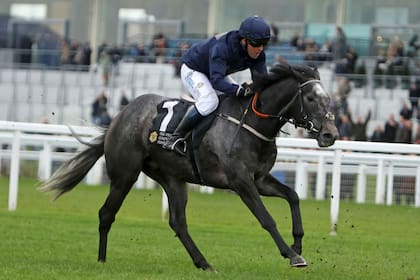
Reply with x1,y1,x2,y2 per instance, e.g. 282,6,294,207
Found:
40,63,338,270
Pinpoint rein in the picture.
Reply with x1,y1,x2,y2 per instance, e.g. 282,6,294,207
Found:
220,79,325,143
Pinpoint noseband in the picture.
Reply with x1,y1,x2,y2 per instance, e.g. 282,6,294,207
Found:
251,79,334,135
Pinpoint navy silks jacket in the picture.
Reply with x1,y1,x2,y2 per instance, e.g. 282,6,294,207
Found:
182,30,267,95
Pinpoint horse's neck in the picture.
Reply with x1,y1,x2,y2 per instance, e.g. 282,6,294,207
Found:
251,81,297,137
219,95,284,140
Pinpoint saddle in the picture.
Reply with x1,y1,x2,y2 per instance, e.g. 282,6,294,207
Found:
149,96,217,182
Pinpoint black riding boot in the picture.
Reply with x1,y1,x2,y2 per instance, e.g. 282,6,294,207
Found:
162,105,203,155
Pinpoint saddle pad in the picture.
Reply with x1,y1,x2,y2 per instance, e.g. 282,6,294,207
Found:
149,99,190,145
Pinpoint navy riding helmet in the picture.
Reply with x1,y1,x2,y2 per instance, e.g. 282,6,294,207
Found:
239,15,271,46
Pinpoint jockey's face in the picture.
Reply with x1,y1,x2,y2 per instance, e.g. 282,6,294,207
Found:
241,38,265,59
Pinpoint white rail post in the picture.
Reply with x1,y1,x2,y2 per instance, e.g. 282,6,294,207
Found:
200,186,214,194
415,166,420,208
315,155,326,200
356,164,367,203
38,141,52,181
295,159,308,199
375,159,386,204
134,173,147,189
162,190,169,221
86,156,104,185
330,149,342,235
386,163,394,206
8,131,21,211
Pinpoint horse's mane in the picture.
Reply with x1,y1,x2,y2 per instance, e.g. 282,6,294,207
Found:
253,63,319,92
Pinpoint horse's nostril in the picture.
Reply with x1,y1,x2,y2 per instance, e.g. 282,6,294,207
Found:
322,133,336,142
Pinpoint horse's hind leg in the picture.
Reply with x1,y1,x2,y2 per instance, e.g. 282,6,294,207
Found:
161,179,214,271
255,174,305,260
97,174,138,262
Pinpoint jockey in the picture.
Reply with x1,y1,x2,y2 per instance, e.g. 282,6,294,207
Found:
163,15,271,154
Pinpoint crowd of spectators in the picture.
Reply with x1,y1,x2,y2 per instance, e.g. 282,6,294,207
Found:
368,103,419,144
329,74,419,144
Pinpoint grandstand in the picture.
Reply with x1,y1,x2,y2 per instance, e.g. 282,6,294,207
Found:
0,0,419,141
0,60,413,138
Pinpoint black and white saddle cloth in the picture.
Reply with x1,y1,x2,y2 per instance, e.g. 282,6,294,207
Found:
149,99,190,146
149,98,216,149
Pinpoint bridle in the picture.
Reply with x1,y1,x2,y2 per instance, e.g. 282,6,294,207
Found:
251,79,335,135
219,78,335,143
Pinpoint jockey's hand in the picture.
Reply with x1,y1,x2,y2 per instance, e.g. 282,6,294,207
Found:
236,84,254,97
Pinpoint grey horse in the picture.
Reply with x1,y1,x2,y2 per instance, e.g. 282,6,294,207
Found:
39,63,338,271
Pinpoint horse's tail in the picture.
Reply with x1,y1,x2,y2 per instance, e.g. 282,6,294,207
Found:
38,132,106,200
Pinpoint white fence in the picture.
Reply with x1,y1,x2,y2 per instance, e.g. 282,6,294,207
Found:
274,138,420,234
1,121,420,234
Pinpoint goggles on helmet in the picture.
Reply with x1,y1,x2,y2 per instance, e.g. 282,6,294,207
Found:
247,38,269,47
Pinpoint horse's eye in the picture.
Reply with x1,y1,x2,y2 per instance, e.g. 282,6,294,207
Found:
306,95,315,102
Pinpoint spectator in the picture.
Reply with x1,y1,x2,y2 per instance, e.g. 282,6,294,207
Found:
409,80,420,114
70,41,83,67
99,109,112,127
60,39,71,65
99,51,111,86
394,116,413,144
82,42,92,69
92,91,108,125
392,36,405,57
378,42,403,72
338,114,352,140
349,109,371,141
108,44,122,73
119,91,129,111
151,32,168,64
331,26,347,74
374,48,387,75
303,39,320,67
407,34,419,57
383,113,398,142
370,124,385,142
270,23,279,45
399,102,413,120
126,42,148,63
136,42,148,63
331,76,351,119
290,32,301,49
172,41,190,77
344,47,358,74
97,41,108,63
318,40,332,62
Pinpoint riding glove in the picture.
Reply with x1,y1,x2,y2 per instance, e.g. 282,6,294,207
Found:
235,84,254,97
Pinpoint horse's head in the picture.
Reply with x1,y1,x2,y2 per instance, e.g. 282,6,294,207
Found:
252,63,338,147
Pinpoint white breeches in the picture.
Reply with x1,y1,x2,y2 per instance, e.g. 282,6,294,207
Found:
180,64,237,116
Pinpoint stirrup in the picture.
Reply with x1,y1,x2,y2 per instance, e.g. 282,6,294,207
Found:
163,137,187,156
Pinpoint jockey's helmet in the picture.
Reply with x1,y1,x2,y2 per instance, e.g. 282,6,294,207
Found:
239,16,271,46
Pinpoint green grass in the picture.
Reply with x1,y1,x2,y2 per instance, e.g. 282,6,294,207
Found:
1,177,419,280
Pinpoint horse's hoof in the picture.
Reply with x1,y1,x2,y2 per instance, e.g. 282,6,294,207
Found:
200,263,217,273
204,266,217,273
290,255,307,267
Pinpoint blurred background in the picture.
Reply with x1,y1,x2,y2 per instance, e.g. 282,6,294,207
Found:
0,0,419,145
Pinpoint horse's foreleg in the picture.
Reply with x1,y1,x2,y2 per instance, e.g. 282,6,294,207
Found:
255,174,304,256
162,181,214,271
98,181,133,262
236,182,307,267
